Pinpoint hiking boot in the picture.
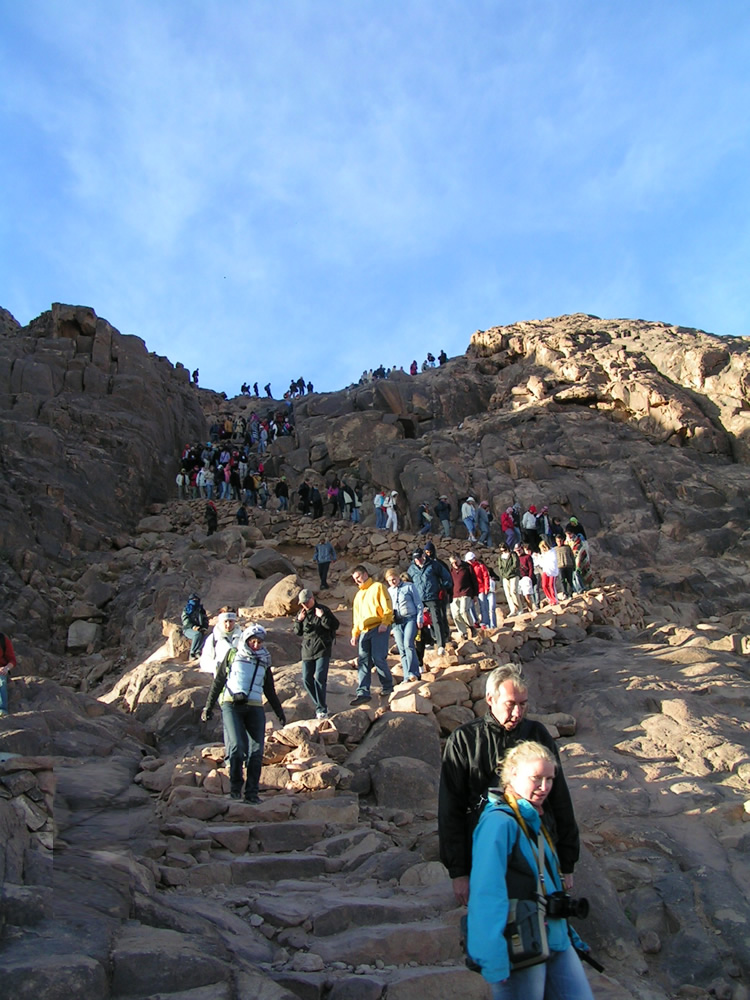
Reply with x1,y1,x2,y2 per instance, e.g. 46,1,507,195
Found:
349,694,372,707
230,790,242,800
244,793,262,804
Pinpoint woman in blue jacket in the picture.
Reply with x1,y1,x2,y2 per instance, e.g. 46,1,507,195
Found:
467,741,593,999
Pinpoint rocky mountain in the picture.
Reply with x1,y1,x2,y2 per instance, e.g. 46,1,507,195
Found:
1,303,750,1000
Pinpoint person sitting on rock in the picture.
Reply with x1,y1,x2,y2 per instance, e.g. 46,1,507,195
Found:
236,504,249,525
385,568,423,682
313,537,337,590
417,501,433,536
294,589,339,719
199,607,241,675
439,664,580,907
201,624,286,802
182,592,209,660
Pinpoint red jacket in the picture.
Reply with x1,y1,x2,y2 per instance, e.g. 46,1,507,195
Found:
469,560,490,595
0,633,16,669
500,511,515,533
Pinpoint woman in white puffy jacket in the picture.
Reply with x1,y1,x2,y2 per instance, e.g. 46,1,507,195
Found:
199,608,242,675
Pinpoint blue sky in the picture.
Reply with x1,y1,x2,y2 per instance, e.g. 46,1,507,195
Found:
1,2,749,396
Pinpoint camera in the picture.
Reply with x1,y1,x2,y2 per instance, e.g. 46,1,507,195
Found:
545,891,589,920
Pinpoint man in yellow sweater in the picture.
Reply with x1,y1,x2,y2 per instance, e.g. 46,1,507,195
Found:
349,565,394,706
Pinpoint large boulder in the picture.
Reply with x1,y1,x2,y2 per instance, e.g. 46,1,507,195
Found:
345,714,441,774
263,575,305,617
248,548,297,579
370,756,439,812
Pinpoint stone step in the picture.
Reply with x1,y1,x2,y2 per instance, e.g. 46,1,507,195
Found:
252,888,447,937
312,914,464,967
230,853,333,885
271,963,490,1000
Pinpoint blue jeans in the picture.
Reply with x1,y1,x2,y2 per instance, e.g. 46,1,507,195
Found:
302,655,329,714
278,496,288,511
205,483,213,499
350,507,360,523
356,627,393,696
0,673,8,713
490,945,594,1000
375,507,386,529
392,618,420,679
476,592,490,627
221,702,265,797
183,627,206,658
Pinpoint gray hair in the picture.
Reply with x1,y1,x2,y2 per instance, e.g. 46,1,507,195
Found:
485,664,528,700
499,741,557,788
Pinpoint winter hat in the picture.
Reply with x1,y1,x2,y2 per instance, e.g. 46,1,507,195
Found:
465,551,476,562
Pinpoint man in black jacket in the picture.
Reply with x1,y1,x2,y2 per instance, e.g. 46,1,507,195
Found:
439,664,580,905
294,589,339,719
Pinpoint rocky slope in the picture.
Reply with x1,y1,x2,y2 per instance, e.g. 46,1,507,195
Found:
2,304,750,1000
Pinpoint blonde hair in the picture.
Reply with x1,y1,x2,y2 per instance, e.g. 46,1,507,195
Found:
385,567,401,585
499,741,557,787
538,539,550,552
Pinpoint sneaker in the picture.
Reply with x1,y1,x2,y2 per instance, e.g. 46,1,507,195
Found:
349,694,372,707
244,793,261,804
437,646,446,655
316,709,329,719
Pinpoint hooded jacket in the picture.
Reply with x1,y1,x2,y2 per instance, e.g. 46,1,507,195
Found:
204,636,284,719
467,793,586,984
199,620,242,675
